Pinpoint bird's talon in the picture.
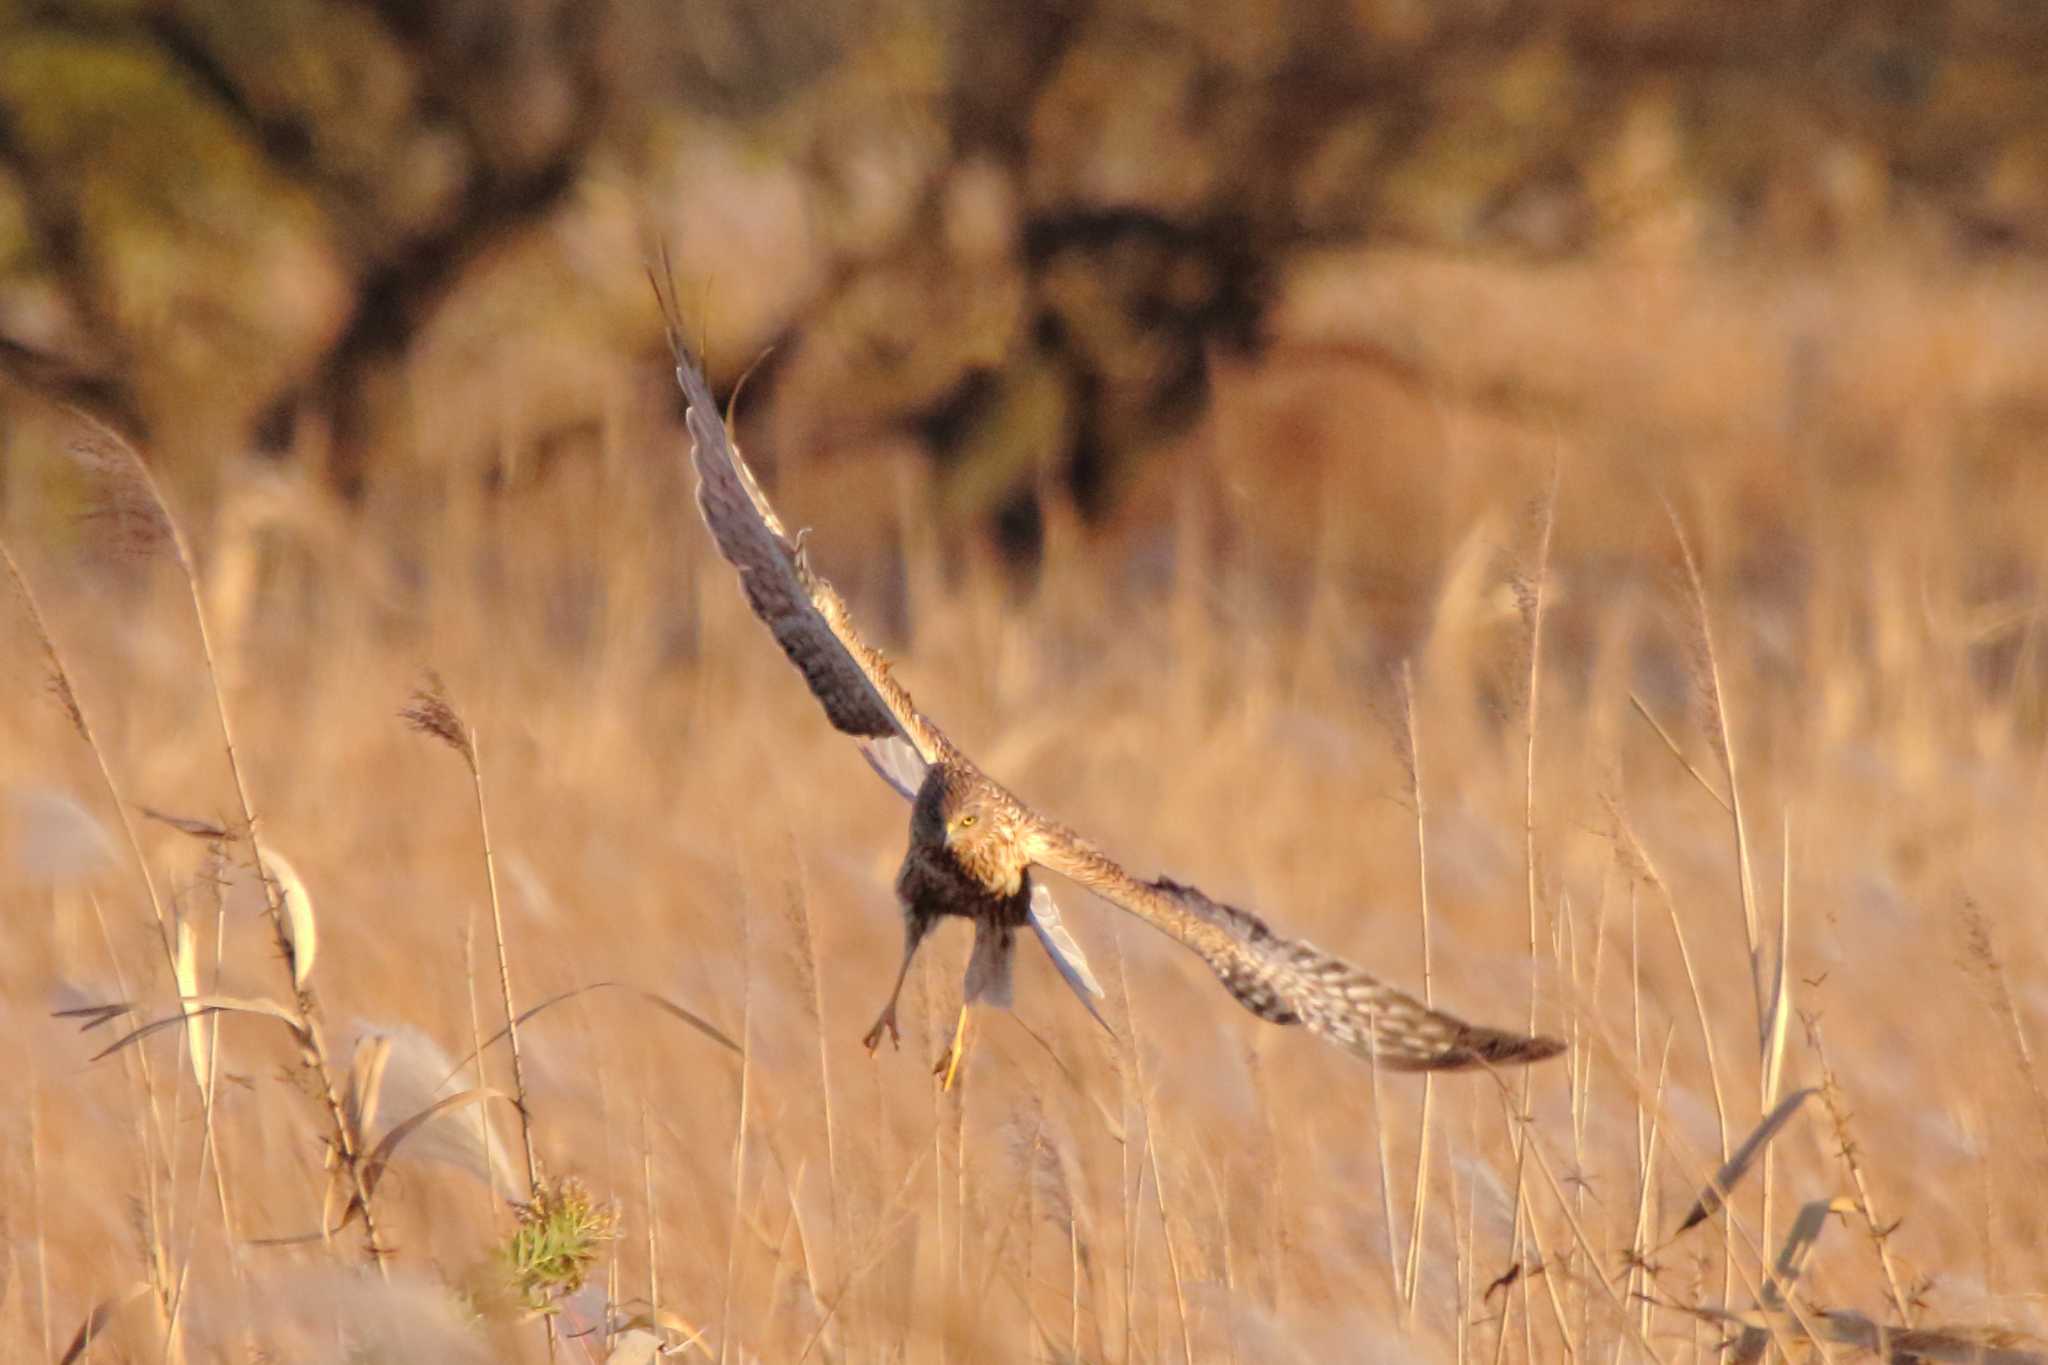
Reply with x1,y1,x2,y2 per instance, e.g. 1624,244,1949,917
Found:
862,1010,901,1057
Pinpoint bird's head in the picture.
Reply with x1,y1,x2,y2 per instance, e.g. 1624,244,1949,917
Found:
924,769,991,842
941,790,995,848
915,768,1020,883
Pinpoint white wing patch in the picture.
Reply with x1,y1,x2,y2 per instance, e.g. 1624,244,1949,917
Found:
859,735,929,803
1029,882,1110,1032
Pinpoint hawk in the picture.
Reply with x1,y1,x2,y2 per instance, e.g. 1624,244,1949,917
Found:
656,282,1564,1088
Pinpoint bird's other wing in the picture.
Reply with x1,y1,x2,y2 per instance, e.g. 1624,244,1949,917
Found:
1028,882,1111,1033
1022,821,1564,1072
860,734,929,801
653,270,949,796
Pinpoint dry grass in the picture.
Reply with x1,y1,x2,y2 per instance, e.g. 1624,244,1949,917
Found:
6,247,2048,1362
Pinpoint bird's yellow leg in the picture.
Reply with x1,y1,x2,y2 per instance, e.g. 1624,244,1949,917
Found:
935,1005,973,1091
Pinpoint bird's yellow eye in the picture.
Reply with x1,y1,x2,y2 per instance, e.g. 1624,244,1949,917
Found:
958,814,978,829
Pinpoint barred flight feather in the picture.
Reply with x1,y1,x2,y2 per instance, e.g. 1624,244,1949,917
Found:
1156,878,1565,1072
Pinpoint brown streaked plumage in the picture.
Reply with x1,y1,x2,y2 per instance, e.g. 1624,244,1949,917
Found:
653,274,1565,1085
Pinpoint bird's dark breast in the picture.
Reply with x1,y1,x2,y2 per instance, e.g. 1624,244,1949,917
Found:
898,843,1029,928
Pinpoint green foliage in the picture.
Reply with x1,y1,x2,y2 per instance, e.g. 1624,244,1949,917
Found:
498,1177,620,1315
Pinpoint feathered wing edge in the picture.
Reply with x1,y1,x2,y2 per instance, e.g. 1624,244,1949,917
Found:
650,269,950,784
860,734,928,801
1030,882,1111,1031
1024,824,1564,1072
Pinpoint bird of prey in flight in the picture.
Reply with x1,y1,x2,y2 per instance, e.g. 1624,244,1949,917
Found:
654,276,1565,1088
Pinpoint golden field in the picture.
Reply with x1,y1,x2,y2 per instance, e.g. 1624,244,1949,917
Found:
4,247,2048,1362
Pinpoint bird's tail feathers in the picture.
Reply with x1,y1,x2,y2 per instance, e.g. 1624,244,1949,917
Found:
963,921,1015,1008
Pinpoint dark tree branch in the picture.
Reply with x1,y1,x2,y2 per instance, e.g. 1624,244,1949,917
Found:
0,337,149,444
0,101,129,381
280,2,614,492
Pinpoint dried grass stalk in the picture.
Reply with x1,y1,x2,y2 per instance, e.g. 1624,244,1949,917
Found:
403,673,541,1211
260,848,319,989
93,995,306,1062
437,979,737,1085
346,1035,396,1152
1802,1014,1914,1324
173,915,209,1094
56,1281,155,1365
1681,1301,2046,1365
65,413,392,1265
1675,1087,1818,1235
140,806,236,841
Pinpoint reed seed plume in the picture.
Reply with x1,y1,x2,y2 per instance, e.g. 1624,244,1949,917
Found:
401,674,477,772
44,664,85,740
63,433,175,564
1955,901,2048,1156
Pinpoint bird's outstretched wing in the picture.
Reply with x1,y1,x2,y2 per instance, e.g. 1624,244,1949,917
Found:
655,278,1107,1014
1024,822,1564,1071
652,272,950,791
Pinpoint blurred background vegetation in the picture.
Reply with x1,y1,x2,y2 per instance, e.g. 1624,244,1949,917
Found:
3,0,2046,556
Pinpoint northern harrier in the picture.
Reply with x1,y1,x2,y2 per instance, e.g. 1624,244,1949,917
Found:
656,285,1564,1088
